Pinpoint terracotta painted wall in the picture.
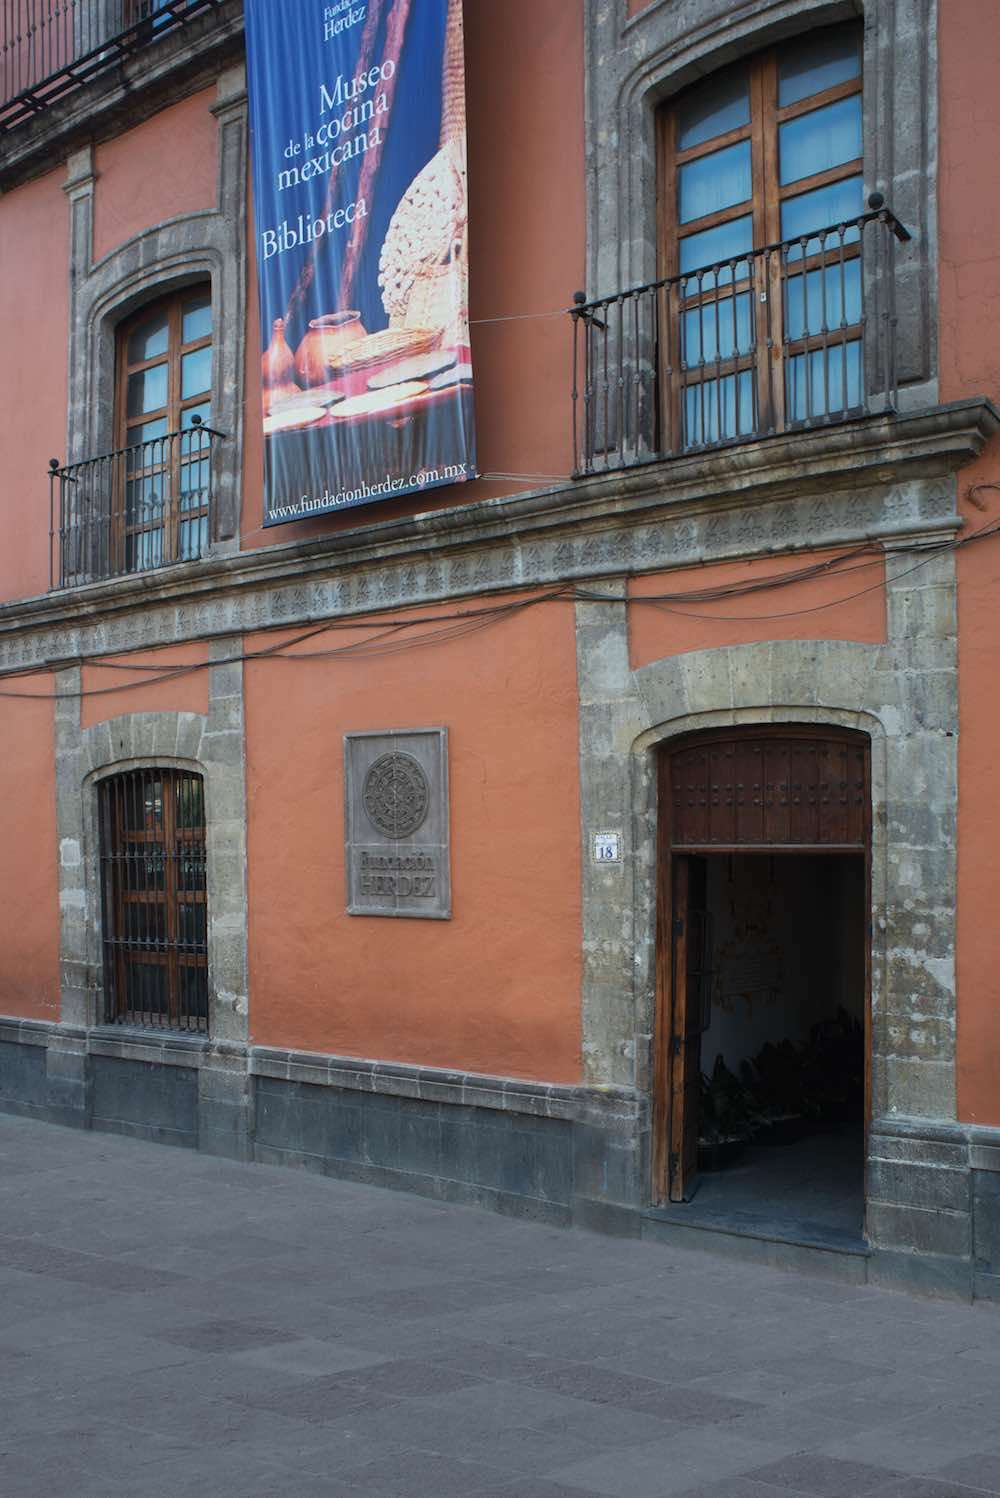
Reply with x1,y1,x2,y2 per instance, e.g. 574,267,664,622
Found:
0,169,69,605
80,642,210,729
939,0,1000,1125
240,0,585,548
93,88,218,262
244,594,582,1082
0,681,60,1019
628,548,887,669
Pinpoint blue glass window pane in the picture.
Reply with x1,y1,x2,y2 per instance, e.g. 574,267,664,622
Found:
679,141,752,224
682,292,754,365
779,96,862,185
181,347,211,400
126,311,168,365
679,214,753,277
126,364,168,418
683,370,756,447
677,66,750,150
182,291,212,344
778,27,861,108
785,260,861,339
785,341,863,421
137,417,169,444
781,176,863,257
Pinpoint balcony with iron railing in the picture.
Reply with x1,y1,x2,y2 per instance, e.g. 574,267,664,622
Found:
0,0,227,132
48,418,223,590
569,200,911,477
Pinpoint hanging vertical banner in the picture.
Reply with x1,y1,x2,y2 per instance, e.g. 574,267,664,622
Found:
245,0,475,525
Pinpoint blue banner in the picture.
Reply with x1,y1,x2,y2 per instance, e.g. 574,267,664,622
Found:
245,0,475,524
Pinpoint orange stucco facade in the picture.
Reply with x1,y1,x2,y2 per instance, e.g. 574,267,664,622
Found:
244,597,583,1079
628,549,887,669
940,0,1000,1124
0,684,60,1020
92,87,218,264
0,168,68,606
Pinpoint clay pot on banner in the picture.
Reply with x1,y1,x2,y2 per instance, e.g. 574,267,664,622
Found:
261,318,300,411
295,311,367,387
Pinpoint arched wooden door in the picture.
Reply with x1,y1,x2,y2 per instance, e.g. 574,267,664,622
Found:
652,725,871,1204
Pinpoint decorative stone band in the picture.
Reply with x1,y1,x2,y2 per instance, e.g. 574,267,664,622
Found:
0,401,996,678
0,1016,645,1131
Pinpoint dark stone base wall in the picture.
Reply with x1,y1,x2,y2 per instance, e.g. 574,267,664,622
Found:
3,1017,998,1297
0,1019,646,1238
254,1077,576,1225
866,1118,1000,1302
0,1037,48,1117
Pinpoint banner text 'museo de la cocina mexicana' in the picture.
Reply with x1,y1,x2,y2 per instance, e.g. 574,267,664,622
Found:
245,0,476,525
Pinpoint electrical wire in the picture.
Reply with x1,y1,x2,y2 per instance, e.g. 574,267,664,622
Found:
468,309,567,325
1,520,997,701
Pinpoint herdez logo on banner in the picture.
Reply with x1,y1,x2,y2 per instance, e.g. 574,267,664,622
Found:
245,0,475,525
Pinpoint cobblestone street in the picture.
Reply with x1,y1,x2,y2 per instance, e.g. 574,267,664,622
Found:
1,1115,999,1497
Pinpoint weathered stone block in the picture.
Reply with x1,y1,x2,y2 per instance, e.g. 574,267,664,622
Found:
972,1170,1000,1273
879,1057,955,1118
0,1040,47,1108
90,1055,197,1143
866,1200,970,1259
867,1158,969,1213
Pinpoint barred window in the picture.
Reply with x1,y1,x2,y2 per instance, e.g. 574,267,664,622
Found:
99,768,208,1032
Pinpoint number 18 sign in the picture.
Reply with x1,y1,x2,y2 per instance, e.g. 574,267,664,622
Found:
593,831,622,864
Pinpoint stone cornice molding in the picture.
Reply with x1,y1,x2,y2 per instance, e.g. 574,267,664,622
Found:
1,400,995,676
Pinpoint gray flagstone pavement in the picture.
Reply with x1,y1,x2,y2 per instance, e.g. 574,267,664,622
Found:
1,1113,998,1498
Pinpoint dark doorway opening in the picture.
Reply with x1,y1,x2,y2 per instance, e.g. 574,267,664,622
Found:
652,727,871,1250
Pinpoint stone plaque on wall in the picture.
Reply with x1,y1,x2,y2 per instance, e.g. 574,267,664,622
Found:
344,729,451,919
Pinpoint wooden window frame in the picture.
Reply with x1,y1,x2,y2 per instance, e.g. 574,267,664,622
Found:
99,768,209,1033
114,285,212,572
657,28,864,443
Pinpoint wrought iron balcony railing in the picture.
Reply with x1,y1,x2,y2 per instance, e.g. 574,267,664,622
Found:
1,0,226,132
48,420,223,589
569,201,911,478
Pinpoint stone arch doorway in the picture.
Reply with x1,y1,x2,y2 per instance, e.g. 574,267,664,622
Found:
652,723,872,1237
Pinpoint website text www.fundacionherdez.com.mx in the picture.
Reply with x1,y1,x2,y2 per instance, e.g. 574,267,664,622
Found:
268,463,473,518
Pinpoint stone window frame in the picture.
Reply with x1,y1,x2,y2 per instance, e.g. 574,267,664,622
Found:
584,0,937,409
54,642,248,1046
62,65,247,556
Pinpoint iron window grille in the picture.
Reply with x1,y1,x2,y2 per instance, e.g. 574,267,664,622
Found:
99,767,209,1033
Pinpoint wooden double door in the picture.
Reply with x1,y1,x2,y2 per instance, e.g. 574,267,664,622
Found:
652,726,871,1205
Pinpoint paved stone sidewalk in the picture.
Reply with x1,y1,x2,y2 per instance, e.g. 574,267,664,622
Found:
1,1114,999,1498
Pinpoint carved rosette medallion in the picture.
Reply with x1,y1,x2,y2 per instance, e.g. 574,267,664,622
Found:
362,752,430,839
